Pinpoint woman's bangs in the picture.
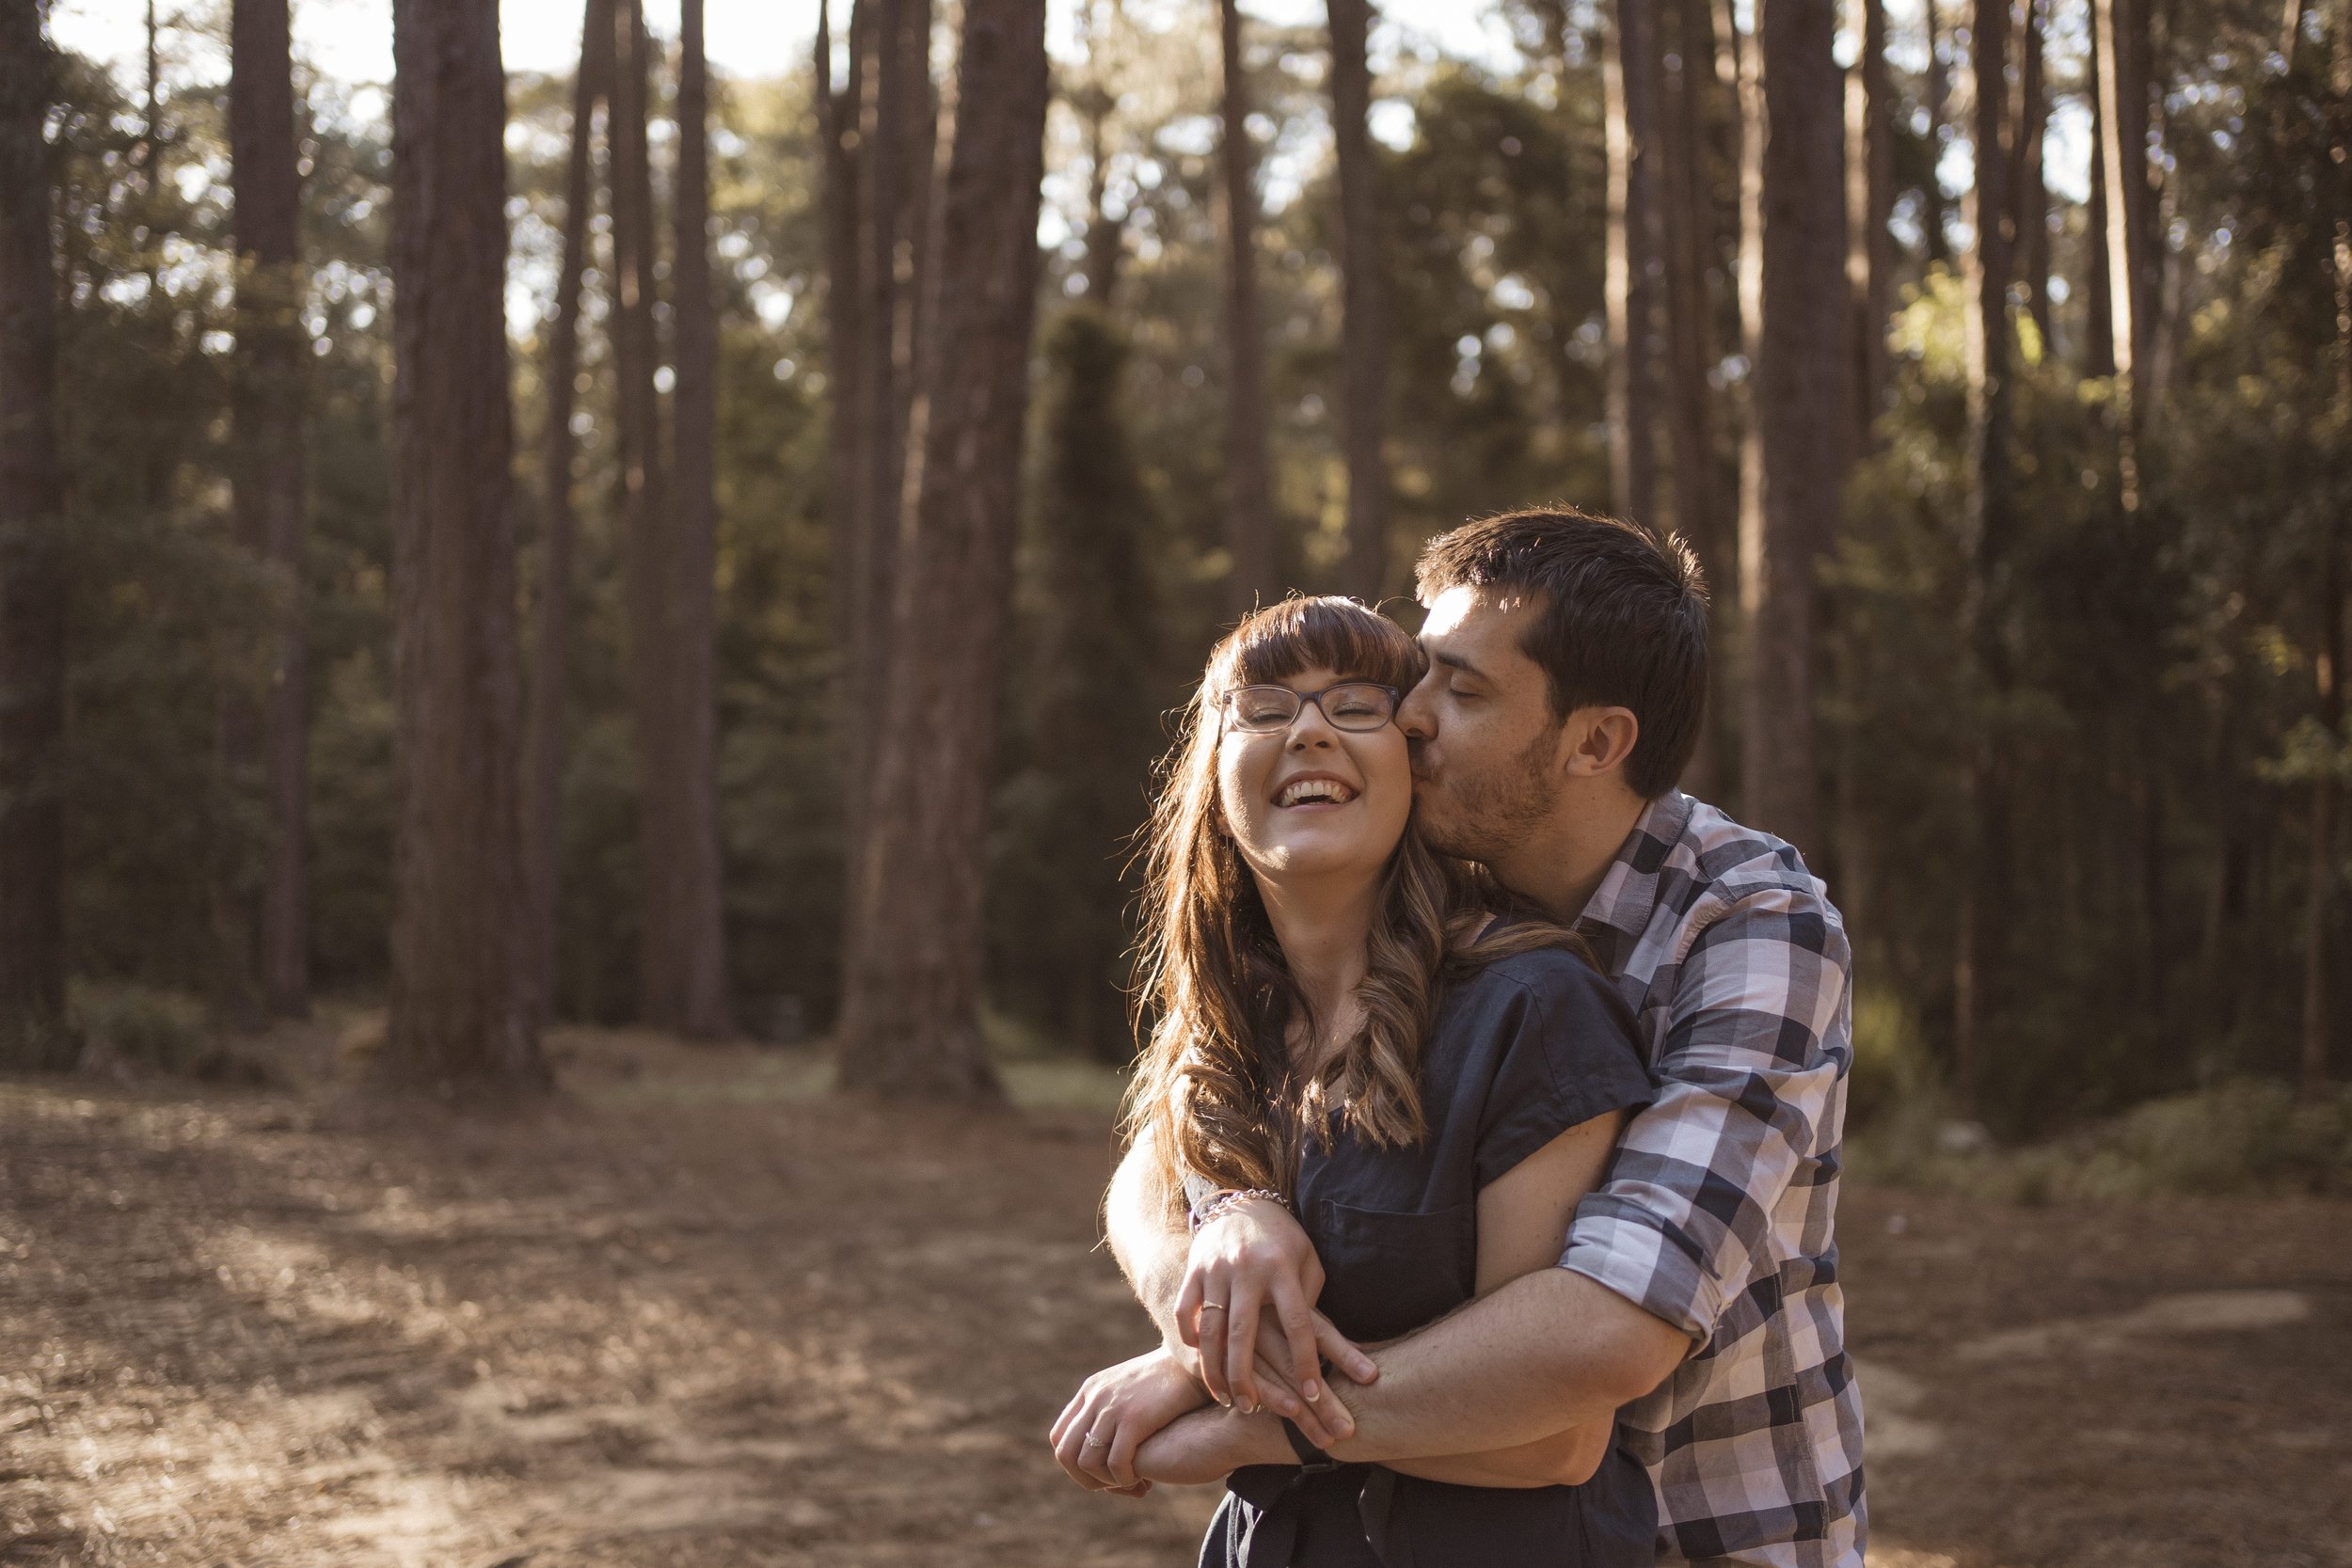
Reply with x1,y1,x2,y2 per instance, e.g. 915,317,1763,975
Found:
1215,597,1423,695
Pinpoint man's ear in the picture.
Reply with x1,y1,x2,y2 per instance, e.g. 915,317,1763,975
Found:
1561,706,1639,780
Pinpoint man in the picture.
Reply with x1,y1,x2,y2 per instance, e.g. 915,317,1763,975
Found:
1096,508,1864,1566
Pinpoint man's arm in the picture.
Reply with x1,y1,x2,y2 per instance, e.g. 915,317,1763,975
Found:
1332,878,1851,1463
1103,1130,1191,1350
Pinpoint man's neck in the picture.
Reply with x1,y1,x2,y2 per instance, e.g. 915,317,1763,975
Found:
1490,782,1651,925
1254,868,1380,1031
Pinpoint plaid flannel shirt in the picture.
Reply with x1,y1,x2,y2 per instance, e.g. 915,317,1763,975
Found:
1564,791,1864,1568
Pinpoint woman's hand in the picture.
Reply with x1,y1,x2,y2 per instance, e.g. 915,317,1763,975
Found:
1132,1404,1295,1487
1050,1347,1210,1497
1176,1196,1377,1418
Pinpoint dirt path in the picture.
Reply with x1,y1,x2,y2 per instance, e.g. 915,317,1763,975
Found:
2,1031,2346,1567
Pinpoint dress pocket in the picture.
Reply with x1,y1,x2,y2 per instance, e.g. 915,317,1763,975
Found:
1311,1199,1477,1344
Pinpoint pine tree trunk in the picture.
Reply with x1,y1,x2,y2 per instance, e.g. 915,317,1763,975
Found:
229,0,311,1021
2083,8,2116,376
840,0,932,901
1603,0,1663,530
667,0,731,1039
2013,0,2051,349
1920,0,1952,265
2302,0,2352,1099
608,0,678,1027
383,0,542,1091
0,0,70,1067
836,0,1049,1101
2093,0,2151,506
1729,0,1765,803
524,0,612,1030
1846,0,1892,457
1328,0,1391,600
818,0,866,885
1662,0,1728,798
1741,0,1847,858
1954,0,2016,1111
1217,0,1278,615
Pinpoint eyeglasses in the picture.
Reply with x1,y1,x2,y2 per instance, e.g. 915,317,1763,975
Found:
1220,681,1402,734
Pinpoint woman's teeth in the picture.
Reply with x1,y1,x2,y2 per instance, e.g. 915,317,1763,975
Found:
1277,779,1357,807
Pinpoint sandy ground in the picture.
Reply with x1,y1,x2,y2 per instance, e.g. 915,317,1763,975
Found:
2,1025,2346,1568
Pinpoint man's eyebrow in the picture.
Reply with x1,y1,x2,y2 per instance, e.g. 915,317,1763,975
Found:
1426,647,1485,678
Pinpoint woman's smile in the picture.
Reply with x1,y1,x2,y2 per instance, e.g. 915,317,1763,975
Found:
1272,770,1360,809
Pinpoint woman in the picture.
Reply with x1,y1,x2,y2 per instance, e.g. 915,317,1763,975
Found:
1050,597,1658,1566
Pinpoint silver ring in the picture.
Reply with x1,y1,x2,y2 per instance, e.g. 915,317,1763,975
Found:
1081,1431,1106,1449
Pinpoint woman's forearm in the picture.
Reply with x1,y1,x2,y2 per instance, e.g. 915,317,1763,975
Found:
1374,1420,1614,1489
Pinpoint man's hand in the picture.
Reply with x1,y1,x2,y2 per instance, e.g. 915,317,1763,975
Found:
1177,1197,1377,1416
1049,1347,1208,1497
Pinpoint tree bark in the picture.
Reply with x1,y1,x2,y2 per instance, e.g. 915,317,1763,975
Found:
1730,0,1763,816
524,0,612,1030
382,0,542,1090
0,0,70,1067
818,0,867,884
2012,0,2051,350
1954,0,2016,1109
1077,5,1126,309
2093,0,2152,506
1217,0,1278,616
1920,0,1952,265
1328,0,1391,600
836,0,1049,1100
1603,0,1664,530
1846,0,1893,457
2301,0,2352,1099
1741,0,1849,860
2083,6,2115,375
666,0,732,1038
841,0,933,889
607,0,679,1026
229,0,311,1021
1662,0,1729,798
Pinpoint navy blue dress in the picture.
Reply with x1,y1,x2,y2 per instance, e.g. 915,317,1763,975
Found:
1199,947,1660,1568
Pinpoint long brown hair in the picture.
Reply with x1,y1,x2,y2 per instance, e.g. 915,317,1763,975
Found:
1122,596,1590,1208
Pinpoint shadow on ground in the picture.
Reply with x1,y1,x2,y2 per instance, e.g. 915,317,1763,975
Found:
1,1027,2345,1566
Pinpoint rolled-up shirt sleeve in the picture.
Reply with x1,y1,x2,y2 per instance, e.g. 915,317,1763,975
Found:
1559,880,1852,1343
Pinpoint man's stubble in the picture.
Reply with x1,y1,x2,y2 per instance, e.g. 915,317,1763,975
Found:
1408,725,1560,870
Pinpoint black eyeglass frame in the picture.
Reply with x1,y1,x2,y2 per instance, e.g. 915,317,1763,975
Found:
1217,681,1404,735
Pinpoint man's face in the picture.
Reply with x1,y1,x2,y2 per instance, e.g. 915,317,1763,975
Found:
1398,586,1567,864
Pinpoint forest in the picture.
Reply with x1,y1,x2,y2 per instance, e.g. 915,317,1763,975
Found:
3,2,2351,1563
2,0,2350,1135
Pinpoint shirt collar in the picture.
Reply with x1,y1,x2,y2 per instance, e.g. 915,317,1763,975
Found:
1577,790,1692,940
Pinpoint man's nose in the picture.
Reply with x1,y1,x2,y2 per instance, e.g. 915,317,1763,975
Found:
1397,674,1439,741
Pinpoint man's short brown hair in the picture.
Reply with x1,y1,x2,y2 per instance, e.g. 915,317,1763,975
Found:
1414,506,1708,800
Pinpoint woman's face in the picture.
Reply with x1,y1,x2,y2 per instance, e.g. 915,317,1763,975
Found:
1216,663,1413,888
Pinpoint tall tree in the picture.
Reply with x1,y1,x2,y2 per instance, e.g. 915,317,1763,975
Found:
607,0,678,1026
1662,0,1730,802
2093,0,2153,508
229,0,311,1020
2300,0,2352,1097
2011,0,2051,348
840,0,935,891
1075,0,1128,308
1328,0,1391,599
0,0,69,1066
1742,0,1849,856
1730,0,1767,795
1216,0,1278,615
524,0,613,1028
1846,0,1894,456
837,0,1051,1099
818,0,867,855
1603,0,1664,528
2083,6,2116,375
665,0,731,1038
1919,0,1952,264
382,0,542,1088
1954,0,2016,1104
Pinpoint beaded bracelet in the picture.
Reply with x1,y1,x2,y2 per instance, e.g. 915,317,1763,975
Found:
1188,1186,1291,1233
